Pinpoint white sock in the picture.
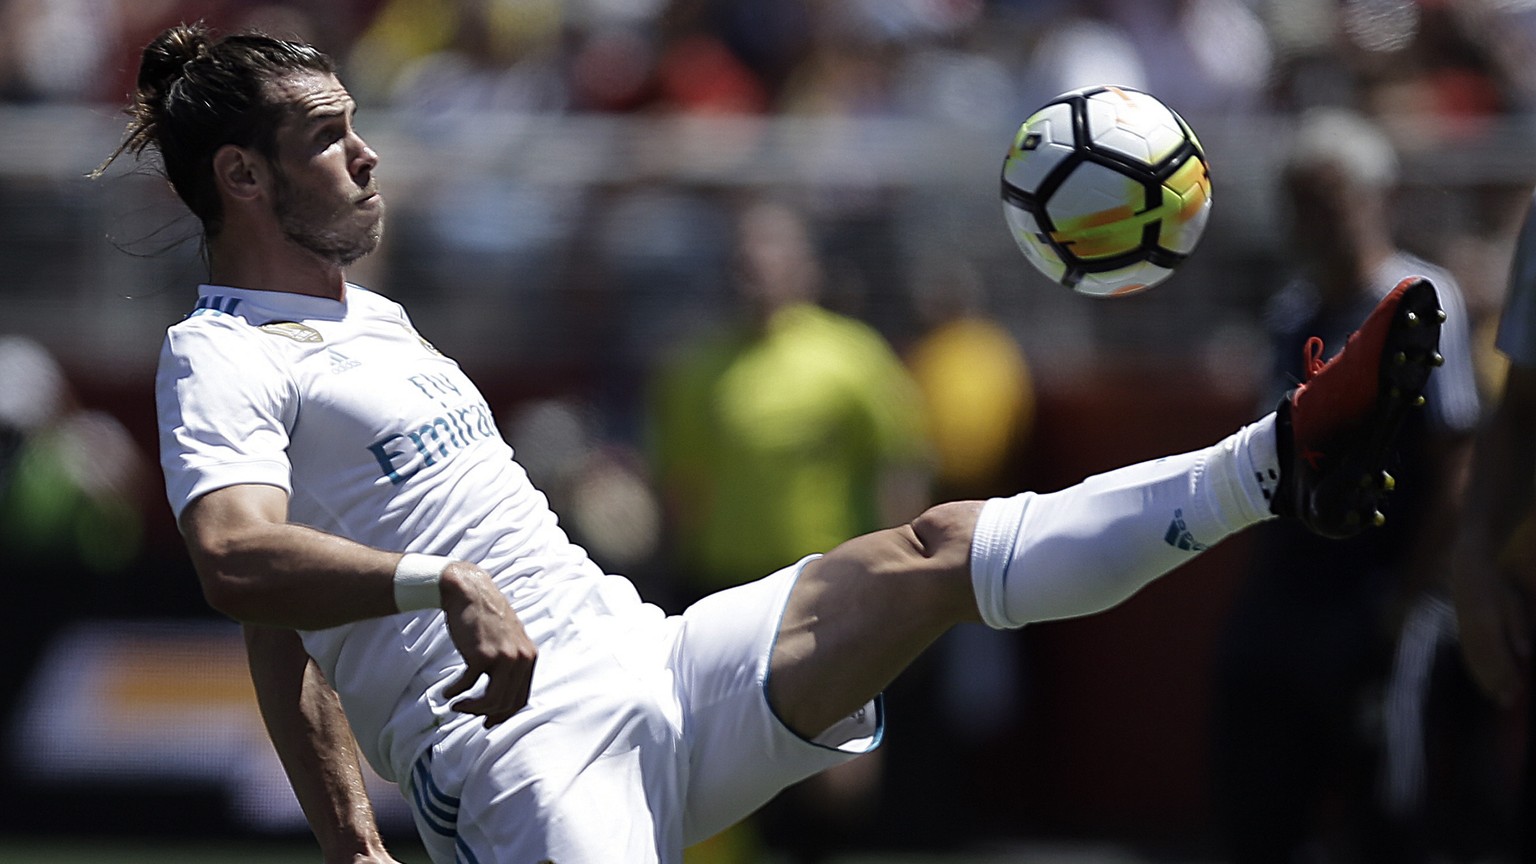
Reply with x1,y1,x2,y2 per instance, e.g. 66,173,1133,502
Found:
970,413,1280,629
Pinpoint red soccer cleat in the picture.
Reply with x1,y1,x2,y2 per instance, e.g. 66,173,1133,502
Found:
1270,276,1445,538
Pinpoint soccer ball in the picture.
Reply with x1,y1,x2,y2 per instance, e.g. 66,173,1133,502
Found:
1000,85,1211,297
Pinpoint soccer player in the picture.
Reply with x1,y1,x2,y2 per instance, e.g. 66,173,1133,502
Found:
1453,189,1536,861
111,24,1446,863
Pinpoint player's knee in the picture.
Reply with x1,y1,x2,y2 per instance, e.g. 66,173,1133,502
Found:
910,500,983,569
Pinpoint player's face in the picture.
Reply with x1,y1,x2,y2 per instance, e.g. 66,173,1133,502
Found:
266,73,383,267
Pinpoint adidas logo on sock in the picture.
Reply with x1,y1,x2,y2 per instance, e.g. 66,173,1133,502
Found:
1164,508,1209,552
1255,468,1278,503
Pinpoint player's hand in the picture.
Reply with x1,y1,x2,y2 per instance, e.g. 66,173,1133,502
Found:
439,562,538,727
1452,561,1532,706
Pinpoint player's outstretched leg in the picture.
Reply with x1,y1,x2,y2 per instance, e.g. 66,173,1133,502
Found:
766,277,1447,742
1269,275,1445,538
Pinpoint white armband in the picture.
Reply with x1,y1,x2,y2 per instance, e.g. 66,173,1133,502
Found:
393,553,450,612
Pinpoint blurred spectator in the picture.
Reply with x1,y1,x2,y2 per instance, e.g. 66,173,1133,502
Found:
888,10,1016,133
1211,109,1487,864
647,198,929,862
501,397,661,578
905,256,1034,504
0,0,122,102
1361,1,1508,140
0,336,150,734
384,0,568,115
648,198,930,593
1013,2,1148,115
776,3,910,119
1119,0,1274,115
653,30,768,115
698,0,814,104
345,0,461,104
873,256,1035,849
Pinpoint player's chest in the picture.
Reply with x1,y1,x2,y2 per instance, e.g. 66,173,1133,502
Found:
281,321,483,437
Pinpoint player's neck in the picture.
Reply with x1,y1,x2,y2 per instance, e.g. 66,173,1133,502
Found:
207,226,349,301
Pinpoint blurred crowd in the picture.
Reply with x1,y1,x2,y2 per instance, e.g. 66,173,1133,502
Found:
2,0,1536,125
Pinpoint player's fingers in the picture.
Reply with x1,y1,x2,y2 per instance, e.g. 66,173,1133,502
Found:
444,665,481,699
452,658,533,724
449,693,521,726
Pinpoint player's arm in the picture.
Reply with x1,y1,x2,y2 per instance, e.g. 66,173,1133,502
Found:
182,483,537,725
182,482,416,628
245,624,401,864
1453,362,1536,705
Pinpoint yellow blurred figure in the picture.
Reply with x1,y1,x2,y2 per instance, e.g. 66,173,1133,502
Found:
907,316,1034,495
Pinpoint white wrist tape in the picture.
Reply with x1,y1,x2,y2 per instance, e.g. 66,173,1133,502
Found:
393,553,450,612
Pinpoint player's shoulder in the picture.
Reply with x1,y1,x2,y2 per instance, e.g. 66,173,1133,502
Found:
346,282,407,319
163,286,331,363
793,303,887,347
164,289,268,350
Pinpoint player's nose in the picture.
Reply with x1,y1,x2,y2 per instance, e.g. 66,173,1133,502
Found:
350,133,379,182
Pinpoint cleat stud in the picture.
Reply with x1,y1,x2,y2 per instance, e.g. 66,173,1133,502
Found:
1436,310,1447,323
1412,394,1426,408
1394,351,1408,365
1389,386,1402,400
1405,311,1420,327
1382,472,1395,491
1371,510,1386,528
1430,352,1445,367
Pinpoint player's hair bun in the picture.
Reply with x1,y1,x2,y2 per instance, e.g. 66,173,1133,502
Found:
135,22,213,117
93,22,214,177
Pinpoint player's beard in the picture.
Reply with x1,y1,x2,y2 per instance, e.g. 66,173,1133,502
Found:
272,169,384,267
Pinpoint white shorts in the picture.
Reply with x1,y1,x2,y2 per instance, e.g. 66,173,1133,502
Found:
402,557,883,864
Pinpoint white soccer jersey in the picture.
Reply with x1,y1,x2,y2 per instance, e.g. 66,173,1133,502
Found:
159,283,881,860
157,283,608,779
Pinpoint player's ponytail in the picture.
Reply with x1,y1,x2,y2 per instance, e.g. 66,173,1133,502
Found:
136,23,214,124
94,22,335,237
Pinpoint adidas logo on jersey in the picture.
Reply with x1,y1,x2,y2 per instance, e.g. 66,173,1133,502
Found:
328,349,361,374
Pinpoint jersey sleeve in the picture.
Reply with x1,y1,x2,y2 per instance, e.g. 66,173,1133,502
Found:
157,321,298,521
1497,190,1536,370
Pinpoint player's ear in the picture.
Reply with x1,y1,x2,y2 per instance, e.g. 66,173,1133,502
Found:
211,144,268,203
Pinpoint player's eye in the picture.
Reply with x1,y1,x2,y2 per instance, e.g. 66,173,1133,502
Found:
313,120,346,145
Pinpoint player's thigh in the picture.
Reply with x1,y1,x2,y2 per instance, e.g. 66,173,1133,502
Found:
405,613,691,864
673,561,876,846
408,713,685,863
768,501,984,740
